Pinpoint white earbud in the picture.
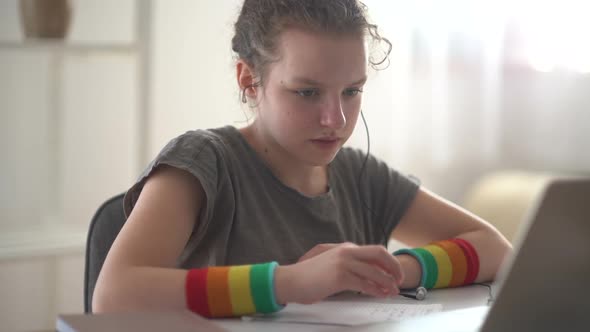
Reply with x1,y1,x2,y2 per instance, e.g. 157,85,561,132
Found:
415,286,427,300
400,286,428,301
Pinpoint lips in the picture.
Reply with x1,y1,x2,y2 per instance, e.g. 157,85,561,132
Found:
310,137,341,149
312,137,340,143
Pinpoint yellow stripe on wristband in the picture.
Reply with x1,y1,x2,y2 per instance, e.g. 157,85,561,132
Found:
228,265,256,315
423,244,453,288
187,262,284,318
433,240,468,287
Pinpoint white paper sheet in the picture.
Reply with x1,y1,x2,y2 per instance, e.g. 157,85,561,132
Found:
243,301,443,326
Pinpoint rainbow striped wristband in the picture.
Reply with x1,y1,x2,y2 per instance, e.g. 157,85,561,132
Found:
186,262,284,318
392,248,431,288
393,238,480,289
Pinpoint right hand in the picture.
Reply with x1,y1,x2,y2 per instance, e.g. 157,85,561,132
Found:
274,243,404,305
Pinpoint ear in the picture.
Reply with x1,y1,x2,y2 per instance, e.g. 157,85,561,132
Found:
236,60,258,101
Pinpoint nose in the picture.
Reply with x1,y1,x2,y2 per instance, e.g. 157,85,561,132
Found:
319,95,346,130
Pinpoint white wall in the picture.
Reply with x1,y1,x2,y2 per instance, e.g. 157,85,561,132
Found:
0,254,84,332
149,0,243,157
0,51,52,230
1,1,138,331
1,0,139,231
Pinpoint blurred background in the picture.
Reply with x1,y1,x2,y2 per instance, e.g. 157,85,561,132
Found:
1,0,588,330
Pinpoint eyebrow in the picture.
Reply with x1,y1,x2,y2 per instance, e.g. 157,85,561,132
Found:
290,76,368,86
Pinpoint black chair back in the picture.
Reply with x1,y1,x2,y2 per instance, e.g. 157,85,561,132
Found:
84,193,126,313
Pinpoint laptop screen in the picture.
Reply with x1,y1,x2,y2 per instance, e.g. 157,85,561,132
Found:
481,178,590,331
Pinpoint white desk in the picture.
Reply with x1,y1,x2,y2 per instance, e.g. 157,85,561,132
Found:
57,284,493,332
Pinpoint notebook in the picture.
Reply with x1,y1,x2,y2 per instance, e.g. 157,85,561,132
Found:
381,177,590,332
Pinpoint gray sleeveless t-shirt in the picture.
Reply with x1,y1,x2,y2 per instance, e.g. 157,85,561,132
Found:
123,126,420,268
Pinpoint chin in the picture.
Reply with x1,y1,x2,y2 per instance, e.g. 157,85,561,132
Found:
305,150,340,166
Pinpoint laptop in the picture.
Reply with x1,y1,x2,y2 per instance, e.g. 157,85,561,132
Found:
378,177,590,332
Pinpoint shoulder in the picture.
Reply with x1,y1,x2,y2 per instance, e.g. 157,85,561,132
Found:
123,126,238,218
161,126,236,158
148,125,245,189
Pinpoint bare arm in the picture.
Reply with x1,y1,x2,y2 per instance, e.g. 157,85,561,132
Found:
391,188,512,289
92,165,204,312
93,165,409,311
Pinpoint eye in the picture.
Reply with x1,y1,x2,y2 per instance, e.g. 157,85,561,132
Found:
295,89,319,97
343,88,363,97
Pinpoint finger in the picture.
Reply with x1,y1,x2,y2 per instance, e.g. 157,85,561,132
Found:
344,259,400,295
344,245,404,283
364,279,398,298
359,279,391,298
340,271,388,298
344,271,398,298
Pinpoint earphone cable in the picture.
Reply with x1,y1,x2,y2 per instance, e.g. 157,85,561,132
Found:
357,111,389,247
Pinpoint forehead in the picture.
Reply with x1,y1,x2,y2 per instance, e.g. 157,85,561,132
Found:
269,28,368,84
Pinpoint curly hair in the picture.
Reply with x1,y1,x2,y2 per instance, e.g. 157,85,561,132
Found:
231,0,392,102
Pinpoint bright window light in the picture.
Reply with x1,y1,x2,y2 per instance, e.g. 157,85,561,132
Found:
514,0,590,73
376,0,588,73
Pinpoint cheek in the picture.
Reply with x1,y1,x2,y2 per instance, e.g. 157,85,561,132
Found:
259,95,305,132
281,105,317,131
346,109,360,130
344,99,362,122
269,96,317,125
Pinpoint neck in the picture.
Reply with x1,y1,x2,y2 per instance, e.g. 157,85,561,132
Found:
239,124,329,197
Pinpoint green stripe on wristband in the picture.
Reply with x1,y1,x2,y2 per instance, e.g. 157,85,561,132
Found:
413,248,439,289
250,262,283,313
393,248,428,288
266,262,284,311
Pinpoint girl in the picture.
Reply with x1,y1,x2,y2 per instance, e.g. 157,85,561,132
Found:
93,0,511,317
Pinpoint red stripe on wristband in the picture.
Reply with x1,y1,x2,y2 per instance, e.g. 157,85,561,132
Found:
186,268,211,317
451,238,479,284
